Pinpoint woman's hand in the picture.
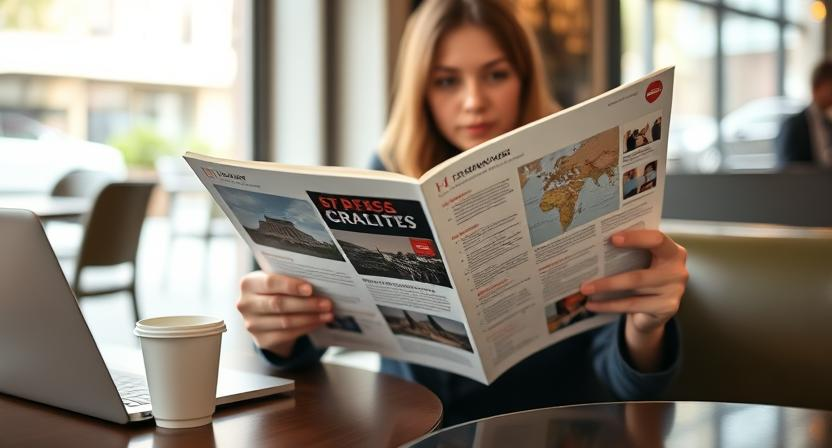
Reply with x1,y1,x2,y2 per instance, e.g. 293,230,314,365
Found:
236,271,333,357
580,229,688,372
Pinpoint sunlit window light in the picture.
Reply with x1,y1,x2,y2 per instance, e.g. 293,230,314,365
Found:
810,0,827,22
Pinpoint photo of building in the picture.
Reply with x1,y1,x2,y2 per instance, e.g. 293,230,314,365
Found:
245,216,343,261
214,184,343,261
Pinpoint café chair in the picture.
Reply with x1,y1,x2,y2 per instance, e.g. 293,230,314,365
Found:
70,181,156,324
662,170,832,227
663,220,832,410
46,169,122,257
154,155,225,242
154,156,232,286
50,169,118,199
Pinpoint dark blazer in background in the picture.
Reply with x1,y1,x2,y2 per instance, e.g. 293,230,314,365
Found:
776,108,814,165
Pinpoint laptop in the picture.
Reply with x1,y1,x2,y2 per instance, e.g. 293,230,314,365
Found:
0,208,294,424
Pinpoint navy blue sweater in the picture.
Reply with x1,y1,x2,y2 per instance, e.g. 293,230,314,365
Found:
261,152,680,427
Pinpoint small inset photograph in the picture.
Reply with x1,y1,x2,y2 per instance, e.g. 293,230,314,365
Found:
332,229,452,288
622,111,662,153
622,160,658,200
325,314,363,333
545,292,595,334
213,184,343,261
638,160,658,192
378,305,473,352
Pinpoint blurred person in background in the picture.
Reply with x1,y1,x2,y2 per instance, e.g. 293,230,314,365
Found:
776,59,832,168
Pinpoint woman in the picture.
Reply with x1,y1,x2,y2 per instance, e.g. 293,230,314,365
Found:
640,161,659,192
635,124,651,147
236,0,688,426
622,168,640,199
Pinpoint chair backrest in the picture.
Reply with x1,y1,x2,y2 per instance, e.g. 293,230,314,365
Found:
664,220,832,410
662,169,832,227
75,182,156,269
50,169,118,198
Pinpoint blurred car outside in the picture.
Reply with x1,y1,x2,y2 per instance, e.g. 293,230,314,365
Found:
0,112,127,193
667,96,807,173
667,114,721,174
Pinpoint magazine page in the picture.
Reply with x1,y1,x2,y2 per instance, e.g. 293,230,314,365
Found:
184,154,489,383
418,67,674,382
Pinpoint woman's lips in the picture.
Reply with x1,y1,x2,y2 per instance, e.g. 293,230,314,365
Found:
462,122,494,137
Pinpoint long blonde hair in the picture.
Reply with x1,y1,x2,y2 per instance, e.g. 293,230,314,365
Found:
378,0,558,178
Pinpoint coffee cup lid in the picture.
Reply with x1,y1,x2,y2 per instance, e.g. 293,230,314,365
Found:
134,315,227,339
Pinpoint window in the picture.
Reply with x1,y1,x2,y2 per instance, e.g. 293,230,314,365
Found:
515,0,596,106
622,0,826,173
0,0,245,191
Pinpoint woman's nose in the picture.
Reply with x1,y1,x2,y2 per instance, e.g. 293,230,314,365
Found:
462,80,486,112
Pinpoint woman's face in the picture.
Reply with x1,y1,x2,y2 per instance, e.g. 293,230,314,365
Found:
427,25,522,151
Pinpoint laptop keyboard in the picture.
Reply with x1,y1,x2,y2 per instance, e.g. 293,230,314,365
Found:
112,371,151,408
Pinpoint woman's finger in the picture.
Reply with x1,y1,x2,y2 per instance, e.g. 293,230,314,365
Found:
240,270,313,296
252,322,329,350
581,268,686,295
239,294,332,316
245,312,333,332
585,292,681,316
611,230,686,262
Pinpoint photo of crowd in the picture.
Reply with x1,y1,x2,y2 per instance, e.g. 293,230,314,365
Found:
332,229,452,287
622,160,658,200
545,292,595,334
623,113,662,153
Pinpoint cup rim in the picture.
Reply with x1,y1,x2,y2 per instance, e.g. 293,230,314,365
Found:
134,315,227,339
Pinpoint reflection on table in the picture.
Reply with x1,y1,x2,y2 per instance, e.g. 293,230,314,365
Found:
0,194,91,220
404,401,832,448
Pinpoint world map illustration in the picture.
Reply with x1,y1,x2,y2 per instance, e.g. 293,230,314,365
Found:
518,127,620,246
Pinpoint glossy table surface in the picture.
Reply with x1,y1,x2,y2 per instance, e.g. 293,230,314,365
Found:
0,360,443,448
405,401,832,448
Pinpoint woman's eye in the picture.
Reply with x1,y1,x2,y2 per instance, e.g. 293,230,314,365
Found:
433,76,459,88
486,70,510,82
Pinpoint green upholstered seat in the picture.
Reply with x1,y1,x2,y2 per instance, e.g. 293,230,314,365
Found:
662,220,832,410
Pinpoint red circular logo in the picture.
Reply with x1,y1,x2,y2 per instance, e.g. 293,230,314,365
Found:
645,80,663,103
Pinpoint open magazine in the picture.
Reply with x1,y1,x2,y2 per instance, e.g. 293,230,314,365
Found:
185,67,674,385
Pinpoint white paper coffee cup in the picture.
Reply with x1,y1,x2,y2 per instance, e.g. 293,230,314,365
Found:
134,316,227,429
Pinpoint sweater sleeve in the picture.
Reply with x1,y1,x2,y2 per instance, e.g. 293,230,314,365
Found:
368,153,387,171
258,336,327,370
591,316,681,400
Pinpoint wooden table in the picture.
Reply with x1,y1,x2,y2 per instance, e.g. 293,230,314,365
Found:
0,194,91,220
404,401,832,447
0,361,443,448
